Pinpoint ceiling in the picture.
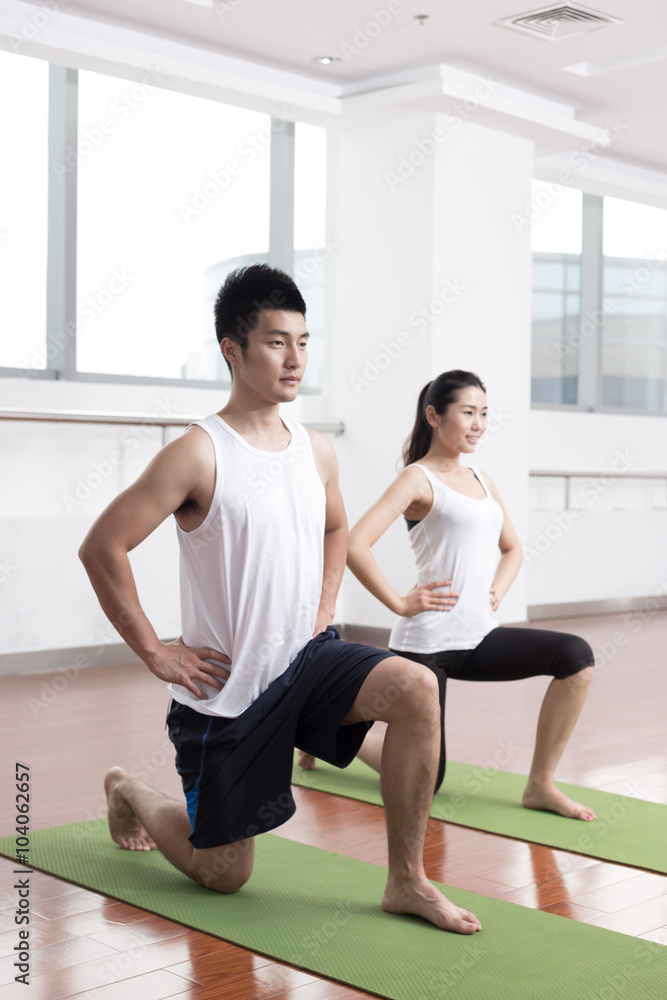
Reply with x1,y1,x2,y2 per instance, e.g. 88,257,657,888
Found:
24,0,667,173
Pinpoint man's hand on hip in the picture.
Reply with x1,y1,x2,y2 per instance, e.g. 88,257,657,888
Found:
146,640,230,699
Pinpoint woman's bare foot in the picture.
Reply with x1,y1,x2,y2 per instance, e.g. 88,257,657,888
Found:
522,781,595,821
298,751,317,770
104,766,157,850
382,877,482,934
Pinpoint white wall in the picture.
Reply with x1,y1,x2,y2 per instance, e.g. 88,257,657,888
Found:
530,410,667,473
527,409,667,607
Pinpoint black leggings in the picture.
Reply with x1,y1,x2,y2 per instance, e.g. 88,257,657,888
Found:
390,626,594,793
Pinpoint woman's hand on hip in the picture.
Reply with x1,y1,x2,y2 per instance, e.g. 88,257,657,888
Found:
400,580,459,617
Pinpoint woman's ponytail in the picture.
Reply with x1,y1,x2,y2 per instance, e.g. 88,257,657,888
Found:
403,381,433,467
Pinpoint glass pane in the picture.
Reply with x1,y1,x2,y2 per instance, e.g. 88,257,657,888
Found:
533,259,566,291
530,182,583,254
76,71,271,380
602,197,667,411
602,340,667,410
0,52,48,369
603,197,667,259
293,122,327,391
565,263,581,291
604,259,666,298
611,298,664,321
531,250,581,406
530,182,582,406
532,291,567,323
294,123,326,252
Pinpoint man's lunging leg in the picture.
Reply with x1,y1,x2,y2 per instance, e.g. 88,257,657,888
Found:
104,767,254,893
344,657,481,934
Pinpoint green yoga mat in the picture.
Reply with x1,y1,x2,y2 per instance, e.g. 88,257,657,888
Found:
1,821,665,1000
293,758,667,874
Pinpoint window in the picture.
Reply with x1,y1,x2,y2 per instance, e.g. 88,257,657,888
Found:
530,183,582,406
601,198,667,411
531,256,582,405
1,58,327,391
77,70,271,382
531,183,667,414
0,51,48,370
293,122,328,391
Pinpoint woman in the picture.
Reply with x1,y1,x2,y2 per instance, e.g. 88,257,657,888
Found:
330,370,595,820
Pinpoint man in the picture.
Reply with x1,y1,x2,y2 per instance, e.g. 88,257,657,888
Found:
79,263,481,934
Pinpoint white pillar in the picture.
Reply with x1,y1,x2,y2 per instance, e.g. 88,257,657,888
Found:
330,111,533,627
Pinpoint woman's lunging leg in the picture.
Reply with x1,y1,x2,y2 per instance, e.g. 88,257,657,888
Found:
458,628,596,820
522,666,595,819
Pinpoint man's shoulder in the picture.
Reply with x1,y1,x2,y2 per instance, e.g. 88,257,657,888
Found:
182,420,214,446
303,424,336,464
162,421,216,473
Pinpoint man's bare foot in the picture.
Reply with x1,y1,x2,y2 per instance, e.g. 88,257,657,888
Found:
522,781,595,821
104,766,157,850
382,877,482,934
298,751,317,770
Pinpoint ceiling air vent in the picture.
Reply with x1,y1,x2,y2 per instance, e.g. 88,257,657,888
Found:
495,4,623,41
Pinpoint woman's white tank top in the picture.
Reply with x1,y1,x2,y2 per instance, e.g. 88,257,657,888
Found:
169,414,326,718
388,465,503,653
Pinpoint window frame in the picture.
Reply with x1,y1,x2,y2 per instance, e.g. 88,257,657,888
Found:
0,62,323,392
531,189,667,417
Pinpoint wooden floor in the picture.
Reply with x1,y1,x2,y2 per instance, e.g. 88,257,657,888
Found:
1,613,666,998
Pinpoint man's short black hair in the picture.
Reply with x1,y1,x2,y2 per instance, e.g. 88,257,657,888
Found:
214,263,307,376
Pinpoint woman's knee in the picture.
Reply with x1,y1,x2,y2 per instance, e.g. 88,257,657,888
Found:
555,634,595,680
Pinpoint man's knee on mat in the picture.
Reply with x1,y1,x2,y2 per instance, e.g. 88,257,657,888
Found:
192,839,255,893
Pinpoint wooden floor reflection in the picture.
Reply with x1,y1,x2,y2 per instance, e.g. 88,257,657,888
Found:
1,612,666,998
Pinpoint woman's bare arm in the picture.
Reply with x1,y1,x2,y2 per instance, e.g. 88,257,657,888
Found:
480,472,523,610
347,466,458,617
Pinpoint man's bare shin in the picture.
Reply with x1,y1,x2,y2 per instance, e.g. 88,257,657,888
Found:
347,659,440,873
347,660,481,932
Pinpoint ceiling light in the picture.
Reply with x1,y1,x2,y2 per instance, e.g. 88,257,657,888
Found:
313,56,342,66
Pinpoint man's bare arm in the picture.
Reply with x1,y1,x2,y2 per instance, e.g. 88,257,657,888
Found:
307,429,347,636
79,428,230,698
297,430,346,771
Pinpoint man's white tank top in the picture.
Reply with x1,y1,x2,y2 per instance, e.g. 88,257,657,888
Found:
388,465,503,653
168,414,325,718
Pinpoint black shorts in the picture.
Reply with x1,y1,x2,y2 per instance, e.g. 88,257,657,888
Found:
166,628,393,849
